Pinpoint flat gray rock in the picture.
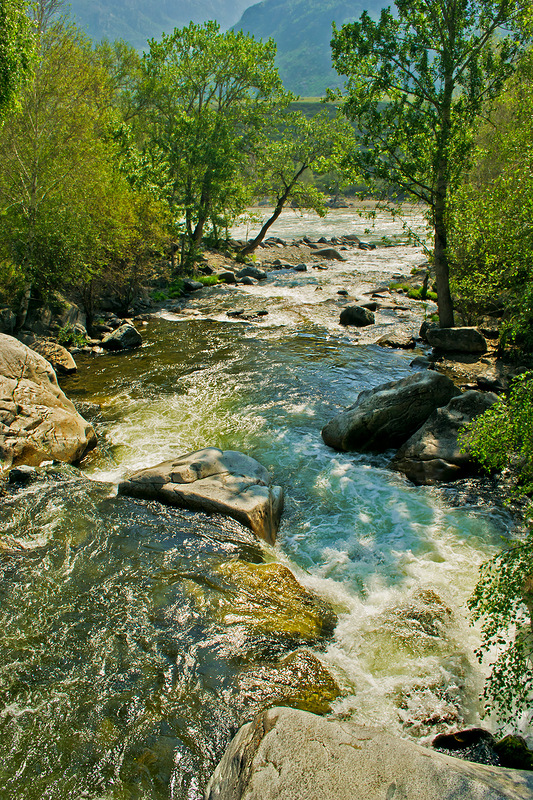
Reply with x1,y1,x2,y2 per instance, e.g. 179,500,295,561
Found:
206,707,533,800
118,447,284,544
321,371,460,452
392,390,499,484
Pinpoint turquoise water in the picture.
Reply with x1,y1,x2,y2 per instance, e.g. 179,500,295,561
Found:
0,219,511,799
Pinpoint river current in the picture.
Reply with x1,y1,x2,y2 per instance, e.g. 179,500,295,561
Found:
0,208,513,799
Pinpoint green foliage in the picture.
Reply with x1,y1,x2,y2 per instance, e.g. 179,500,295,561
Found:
151,279,185,301
195,274,219,286
239,108,352,254
0,12,169,318
462,371,533,727
468,535,533,730
135,21,290,270
461,371,533,494
330,0,532,328
449,52,533,348
0,0,34,117
56,323,86,347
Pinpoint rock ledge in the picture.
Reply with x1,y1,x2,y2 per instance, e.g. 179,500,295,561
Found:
206,707,533,800
118,447,284,544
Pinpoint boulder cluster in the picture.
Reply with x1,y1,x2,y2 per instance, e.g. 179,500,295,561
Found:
321,326,499,485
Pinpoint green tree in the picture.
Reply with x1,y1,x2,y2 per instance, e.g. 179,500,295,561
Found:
0,0,34,117
0,9,167,325
460,372,533,728
330,0,532,328
449,51,533,348
238,109,352,257
135,21,290,271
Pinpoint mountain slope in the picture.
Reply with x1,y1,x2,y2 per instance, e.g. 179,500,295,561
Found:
233,0,386,96
67,0,253,49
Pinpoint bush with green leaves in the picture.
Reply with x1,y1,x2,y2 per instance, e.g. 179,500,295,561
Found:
449,52,533,346
461,371,533,729
461,372,533,495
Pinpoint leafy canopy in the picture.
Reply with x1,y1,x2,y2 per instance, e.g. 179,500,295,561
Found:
330,0,532,327
136,21,290,269
0,0,34,117
449,51,533,348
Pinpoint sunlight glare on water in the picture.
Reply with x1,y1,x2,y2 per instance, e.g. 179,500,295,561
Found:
0,208,512,799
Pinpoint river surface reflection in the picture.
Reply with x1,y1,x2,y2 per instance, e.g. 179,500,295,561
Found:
0,208,511,799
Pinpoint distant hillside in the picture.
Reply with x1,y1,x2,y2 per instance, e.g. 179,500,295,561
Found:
67,0,253,49
233,0,386,96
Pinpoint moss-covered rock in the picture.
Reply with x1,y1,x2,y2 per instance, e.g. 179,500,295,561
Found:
237,650,340,716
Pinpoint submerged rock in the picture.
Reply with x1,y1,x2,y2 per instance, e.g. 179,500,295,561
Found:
118,447,284,544
237,650,340,717
321,371,460,452
392,390,498,484
206,707,533,800
213,560,338,645
0,334,97,471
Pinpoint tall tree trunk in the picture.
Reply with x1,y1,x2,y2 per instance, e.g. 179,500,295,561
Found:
433,75,455,329
434,191,454,328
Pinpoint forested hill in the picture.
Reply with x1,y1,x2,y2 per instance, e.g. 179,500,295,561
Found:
67,0,252,49
233,0,386,96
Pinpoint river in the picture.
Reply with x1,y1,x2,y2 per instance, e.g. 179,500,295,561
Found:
0,208,513,799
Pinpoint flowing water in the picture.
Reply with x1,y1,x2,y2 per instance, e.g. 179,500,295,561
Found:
0,208,513,799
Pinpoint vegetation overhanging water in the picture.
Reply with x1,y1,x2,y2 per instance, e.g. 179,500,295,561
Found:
0,211,514,800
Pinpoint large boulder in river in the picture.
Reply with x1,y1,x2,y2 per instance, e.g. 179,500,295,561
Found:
101,323,142,351
205,706,533,800
426,326,488,353
0,334,97,471
339,306,375,327
321,371,460,452
118,447,284,544
392,390,498,484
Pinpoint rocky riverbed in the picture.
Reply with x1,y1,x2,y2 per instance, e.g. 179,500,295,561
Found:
1,209,531,800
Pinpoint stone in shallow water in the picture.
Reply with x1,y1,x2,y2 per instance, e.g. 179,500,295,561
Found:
213,560,338,645
118,447,284,544
339,305,375,326
101,323,142,351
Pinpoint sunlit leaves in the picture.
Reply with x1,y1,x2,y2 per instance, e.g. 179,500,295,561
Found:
0,0,34,117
